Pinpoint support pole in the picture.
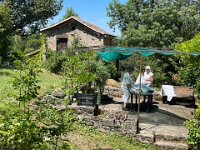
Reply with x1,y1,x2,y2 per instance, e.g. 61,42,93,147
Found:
116,60,120,81
136,56,143,133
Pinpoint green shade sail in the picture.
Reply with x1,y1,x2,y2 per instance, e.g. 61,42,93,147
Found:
98,47,200,62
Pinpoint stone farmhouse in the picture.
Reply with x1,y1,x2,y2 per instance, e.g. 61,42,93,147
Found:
41,16,115,51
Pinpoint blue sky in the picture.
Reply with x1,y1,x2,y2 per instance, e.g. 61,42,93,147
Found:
48,0,127,36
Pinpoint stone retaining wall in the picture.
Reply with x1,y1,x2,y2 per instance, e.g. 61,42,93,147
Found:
71,106,137,136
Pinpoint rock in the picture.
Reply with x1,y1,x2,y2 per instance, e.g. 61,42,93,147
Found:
52,104,66,110
42,95,56,103
99,104,123,112
102,118,115,127
104,86,122,98
52,91,65,99
106,79,121,88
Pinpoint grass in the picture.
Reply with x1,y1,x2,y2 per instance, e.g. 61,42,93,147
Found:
38,69,63,95
0,68,161,150
0,68,63,101
67,123,161,150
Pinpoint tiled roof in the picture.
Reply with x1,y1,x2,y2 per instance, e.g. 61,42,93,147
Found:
41,16,115,36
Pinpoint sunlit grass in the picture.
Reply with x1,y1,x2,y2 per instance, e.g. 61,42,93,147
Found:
0,68,63,101
68,123,161,150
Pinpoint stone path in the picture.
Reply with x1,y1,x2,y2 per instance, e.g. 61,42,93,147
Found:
99,96,195,149
112,96,195,120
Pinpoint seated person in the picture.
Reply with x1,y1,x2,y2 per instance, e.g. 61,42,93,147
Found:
143,66,154,87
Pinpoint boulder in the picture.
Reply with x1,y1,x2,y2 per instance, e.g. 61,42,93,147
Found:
52,91,65,99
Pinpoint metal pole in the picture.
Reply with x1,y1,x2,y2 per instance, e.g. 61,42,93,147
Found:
116,60,120,81
136,56,143,133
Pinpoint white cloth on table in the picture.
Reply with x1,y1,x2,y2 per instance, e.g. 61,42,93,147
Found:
161,85,176,102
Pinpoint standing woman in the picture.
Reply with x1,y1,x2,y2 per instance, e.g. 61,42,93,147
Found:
143,66,154,87
121,67,134,110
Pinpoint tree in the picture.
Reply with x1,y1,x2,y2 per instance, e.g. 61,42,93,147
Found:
63,7,78,20
0,4,13,59
4,0,63,35
174,34,200,93
107,0,200,48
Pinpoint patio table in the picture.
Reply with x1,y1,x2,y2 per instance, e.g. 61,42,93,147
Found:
129,87,153,112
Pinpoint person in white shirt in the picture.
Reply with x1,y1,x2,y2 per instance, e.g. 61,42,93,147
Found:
143,66,154,87
121,67,134,110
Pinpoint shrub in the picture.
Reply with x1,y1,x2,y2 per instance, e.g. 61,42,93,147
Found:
185,100,200,150
62,50,96,99
24,33,42,54
45,50,67,74
90,60,111,103
174,34,200,93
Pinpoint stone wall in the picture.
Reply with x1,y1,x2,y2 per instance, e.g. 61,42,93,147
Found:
71,106,137,136
43,20,105,51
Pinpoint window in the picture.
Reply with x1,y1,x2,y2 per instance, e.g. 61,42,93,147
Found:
57,38,68,51
71,27,76,31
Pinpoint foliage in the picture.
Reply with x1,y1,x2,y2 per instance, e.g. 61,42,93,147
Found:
173,34,200,93
4,0,63,35
39,34,46,62
71,35,84,48
24,33,42,53
11,35,25,52
45,49,111,102
185,100,200,150
105,62,117,80
0,4,13,59
0,57,44,149
119,54,172,88
63,7,78,20
90,60,110,103
9,33,42,66
45,50,67,74
107,0,200,48
13,58,40,109
63,50,97,99
0,56,74,149
175,34,200,150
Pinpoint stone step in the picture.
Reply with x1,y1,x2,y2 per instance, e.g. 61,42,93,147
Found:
155,140,188,150
155,132,187,143
139,123,188,143
154,125,188,143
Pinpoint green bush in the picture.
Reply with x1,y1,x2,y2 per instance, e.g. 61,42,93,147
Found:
185,100,200,150
62,50,97,98
45,50,67,74
90,60,111,103
24,34,42,54
174,34,200,93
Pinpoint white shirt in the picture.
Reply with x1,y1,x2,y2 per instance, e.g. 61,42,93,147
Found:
143,72,153,86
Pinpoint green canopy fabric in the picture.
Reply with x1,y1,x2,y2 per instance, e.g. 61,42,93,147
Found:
98,47,200,62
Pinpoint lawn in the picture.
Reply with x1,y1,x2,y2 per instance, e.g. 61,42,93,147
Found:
67,123,160,150
0,68,63,101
